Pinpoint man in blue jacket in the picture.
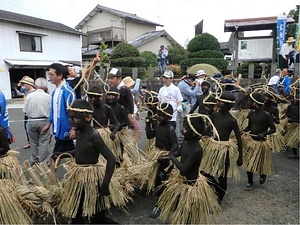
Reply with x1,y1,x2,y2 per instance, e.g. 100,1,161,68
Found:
41,63,76,153
0,91,11,144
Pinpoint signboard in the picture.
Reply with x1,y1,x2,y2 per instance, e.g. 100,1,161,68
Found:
238,38,273,61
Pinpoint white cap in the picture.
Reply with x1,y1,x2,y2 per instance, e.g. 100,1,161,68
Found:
162,70,174,78
196,70,206,77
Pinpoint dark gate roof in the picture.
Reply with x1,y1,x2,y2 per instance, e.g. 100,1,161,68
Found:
0,9,81,35
224,16,295,32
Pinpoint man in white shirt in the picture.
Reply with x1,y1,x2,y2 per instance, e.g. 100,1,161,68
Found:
279,37,295,69
158,70,183,129
268,69,281,91
23,77,51,165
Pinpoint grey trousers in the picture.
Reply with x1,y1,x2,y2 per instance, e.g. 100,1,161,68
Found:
176,103,190,144
27,118,50,164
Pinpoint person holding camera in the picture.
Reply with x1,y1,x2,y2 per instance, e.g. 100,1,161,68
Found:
157,45,168,78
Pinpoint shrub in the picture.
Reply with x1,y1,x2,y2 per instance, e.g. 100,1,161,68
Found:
110,57,146,67
167,64,182,75
120,67,147,79
187,50,224,59
140,51,158,67
167,43,188,65
111,43,140,59
187,33,220,52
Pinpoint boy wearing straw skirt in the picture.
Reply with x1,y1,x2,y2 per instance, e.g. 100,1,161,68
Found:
284,94,299,158
52,100,118,224
262,92,285,152
87,85,120,143
158,115,221,224
242,93,276,191
143,93,159,153
201,91,243,204
145,102,179,218
106,87,132,165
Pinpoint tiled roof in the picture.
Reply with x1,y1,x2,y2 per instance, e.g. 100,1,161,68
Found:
76,4,162,29
128,30,175,47
0,9,81,35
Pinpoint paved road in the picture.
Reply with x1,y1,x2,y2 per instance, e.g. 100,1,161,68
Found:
7,99,300,224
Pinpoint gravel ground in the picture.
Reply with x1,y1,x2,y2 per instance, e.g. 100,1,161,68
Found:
108,151,299,224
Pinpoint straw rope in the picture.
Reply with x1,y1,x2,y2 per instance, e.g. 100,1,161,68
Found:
0,150,22,181
0,179,32,225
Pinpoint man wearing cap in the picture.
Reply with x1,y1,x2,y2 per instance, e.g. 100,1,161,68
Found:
18,76,36,149
23,77,51,165
279,37,295,70
196,70,206,85
158,70,183,129
177,73,201,143
108,68,134,125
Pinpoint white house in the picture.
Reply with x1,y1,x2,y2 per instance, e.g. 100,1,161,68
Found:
0,9,82,99
76,4,177,59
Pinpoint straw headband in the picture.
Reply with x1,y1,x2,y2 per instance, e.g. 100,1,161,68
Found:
106,91,120,95
67,106,93,113
215,96,235,104
250,93,264,105
86,91,103,96
157,103,173,118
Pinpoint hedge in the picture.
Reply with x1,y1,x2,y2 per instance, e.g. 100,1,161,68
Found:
187,50,224,59
110,57,146,67
140,51,158,67
119,67,147,78
110,42,140,59
180,58,228,73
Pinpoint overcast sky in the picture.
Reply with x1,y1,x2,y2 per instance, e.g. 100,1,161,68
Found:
1,0,299,46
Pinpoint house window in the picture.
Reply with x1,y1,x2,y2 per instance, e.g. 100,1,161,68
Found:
19,34,42,52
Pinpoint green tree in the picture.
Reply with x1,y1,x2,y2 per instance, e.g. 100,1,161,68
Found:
167,43,187,65
140,51,157,67
110,42,146,78
180,33,228,73
286,5,299,39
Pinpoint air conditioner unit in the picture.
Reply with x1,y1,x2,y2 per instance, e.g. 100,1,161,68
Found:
95,36,103,41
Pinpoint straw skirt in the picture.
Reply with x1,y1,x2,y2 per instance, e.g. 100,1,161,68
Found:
242,138,273,175
157,170,221,224
201,138,240,180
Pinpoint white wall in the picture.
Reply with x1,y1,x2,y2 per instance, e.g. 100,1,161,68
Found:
0,20,82,99
82,11,156,42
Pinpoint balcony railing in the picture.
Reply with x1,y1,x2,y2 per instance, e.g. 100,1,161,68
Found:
88,27,125,45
